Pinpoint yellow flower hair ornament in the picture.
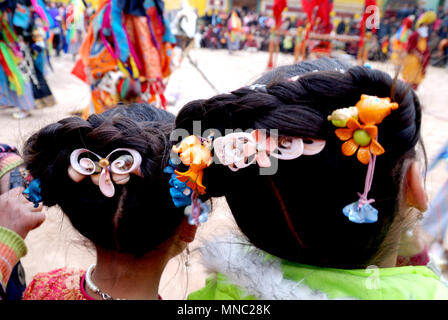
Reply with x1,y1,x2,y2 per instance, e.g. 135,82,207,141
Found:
329,94,399,223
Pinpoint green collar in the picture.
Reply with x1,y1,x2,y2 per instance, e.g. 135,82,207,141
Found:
282,260,448,299
188,238,448,300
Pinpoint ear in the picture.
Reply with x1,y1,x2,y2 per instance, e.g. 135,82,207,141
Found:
405,162,428,212
179,217,198,243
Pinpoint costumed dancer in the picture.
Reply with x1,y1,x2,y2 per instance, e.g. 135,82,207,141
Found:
72,0,176,118
47,2,63,57
0,3,35,119
293,26,304,63
390,15,414,67
401,11,437,90
227,9,242,54
64,0,86,61
29,10,57,110
358,0,378,65
0,1,56,118
266,0,286,70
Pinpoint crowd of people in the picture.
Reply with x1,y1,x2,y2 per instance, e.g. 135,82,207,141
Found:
197,9,289,53
196,5,448,70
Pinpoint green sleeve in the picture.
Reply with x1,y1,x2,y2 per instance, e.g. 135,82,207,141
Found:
188,273,257,300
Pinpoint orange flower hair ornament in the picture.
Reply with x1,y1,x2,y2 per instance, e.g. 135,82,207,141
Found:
170,134,214,226
172,135,214,195
329,94,399,223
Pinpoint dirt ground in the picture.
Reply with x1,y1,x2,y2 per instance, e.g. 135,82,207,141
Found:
0,48,447,299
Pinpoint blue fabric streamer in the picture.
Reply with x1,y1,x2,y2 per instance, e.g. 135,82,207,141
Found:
38,0,55,28
162,16,176,44
110,0,130,62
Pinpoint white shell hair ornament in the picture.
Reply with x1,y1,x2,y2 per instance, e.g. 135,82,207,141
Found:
213,130,325,171
68,148,143,197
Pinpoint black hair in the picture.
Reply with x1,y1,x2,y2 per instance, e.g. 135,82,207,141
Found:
23,103,183,257
175,58,422,269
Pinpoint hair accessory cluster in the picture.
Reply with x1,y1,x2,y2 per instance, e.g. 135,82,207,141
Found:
167,134,214,226
167,130,326,226
329,94,399,223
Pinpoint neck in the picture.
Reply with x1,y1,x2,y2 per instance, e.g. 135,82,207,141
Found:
85,248,170,300
375,251,398,268
369,213,408,268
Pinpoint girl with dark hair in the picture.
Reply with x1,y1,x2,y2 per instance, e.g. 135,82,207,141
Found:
171,58,448,299
21,103,198,300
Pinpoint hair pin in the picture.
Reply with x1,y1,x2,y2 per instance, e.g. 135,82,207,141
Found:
213,129,326,172
68,148,142,198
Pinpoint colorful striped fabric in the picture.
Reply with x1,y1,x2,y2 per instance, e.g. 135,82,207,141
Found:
0,144,24,180
0,227,27,290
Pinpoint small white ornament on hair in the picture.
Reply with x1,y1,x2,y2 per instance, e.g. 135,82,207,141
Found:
213,130,326,172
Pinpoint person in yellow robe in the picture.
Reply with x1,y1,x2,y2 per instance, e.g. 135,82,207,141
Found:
402,11,437,89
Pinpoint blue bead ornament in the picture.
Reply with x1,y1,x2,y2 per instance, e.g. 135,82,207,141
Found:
23,179,42,208
165,158,210,226
164,159,192,208
184,199,210,226
343,201,378,224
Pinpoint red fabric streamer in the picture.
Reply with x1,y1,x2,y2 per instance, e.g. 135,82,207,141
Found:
317,0,333,27
71,59,88,83
359,0,377,48
301,0,333,32
273,0,287,28
301,0,317,21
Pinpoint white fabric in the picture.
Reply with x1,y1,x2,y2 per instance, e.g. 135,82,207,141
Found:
197,235,333,300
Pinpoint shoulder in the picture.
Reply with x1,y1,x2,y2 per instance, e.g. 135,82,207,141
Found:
23,267,87,300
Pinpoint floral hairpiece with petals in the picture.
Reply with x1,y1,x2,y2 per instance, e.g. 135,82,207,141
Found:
213,130,326,172
329,95,398,165
68,148,142,198
168,134,214,226
172,135,214,195
329,94,399,223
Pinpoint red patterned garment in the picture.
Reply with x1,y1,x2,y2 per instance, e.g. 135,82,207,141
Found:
23,267,88,300
23,267,163,300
